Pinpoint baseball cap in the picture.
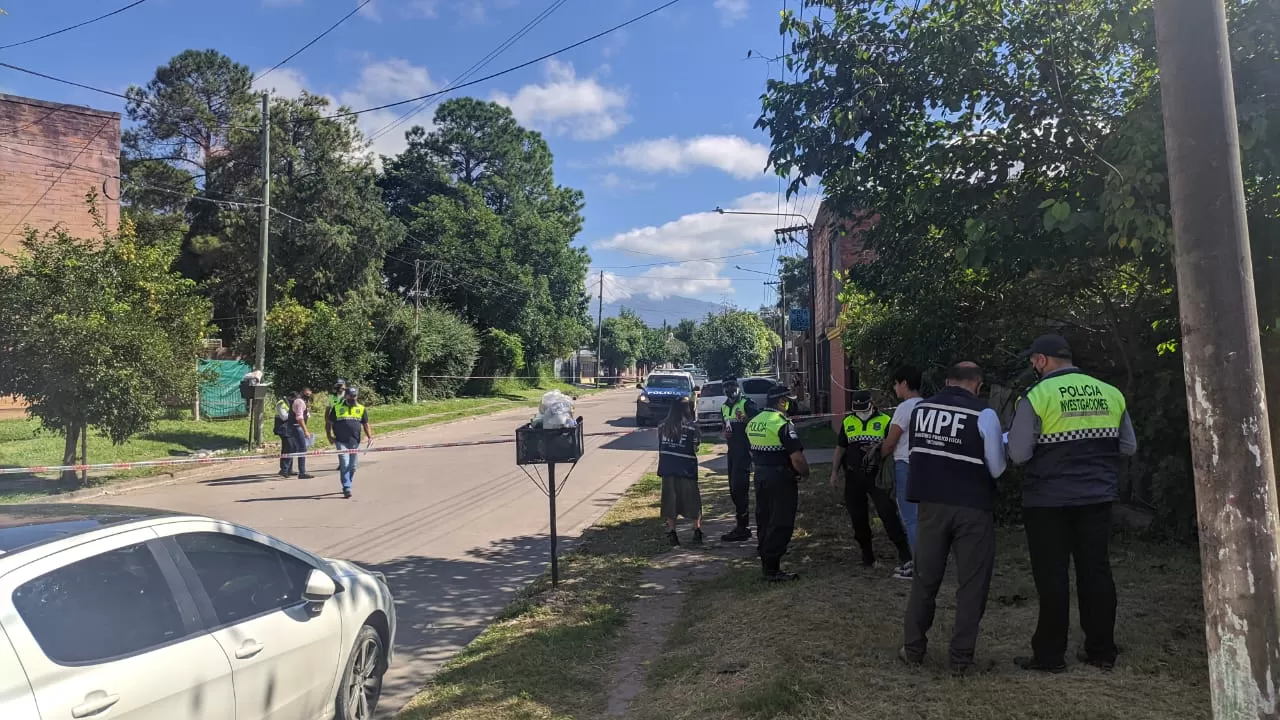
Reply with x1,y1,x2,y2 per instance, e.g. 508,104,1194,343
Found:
344,386,359,398
1022,334,1073,359
334,378,347,388
766,385,797,402
850,389,872,410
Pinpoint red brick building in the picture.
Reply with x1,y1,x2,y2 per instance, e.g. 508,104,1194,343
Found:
0,93,121,261
0,94,122,417
805,201,877,429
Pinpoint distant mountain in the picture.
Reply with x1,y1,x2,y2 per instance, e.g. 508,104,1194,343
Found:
601,295,728,327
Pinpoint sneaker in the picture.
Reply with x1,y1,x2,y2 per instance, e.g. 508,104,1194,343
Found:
667,530,680,546
765,571,800,583
897,647,923,666
893,560,914,580
342,489,352,499
1015,656,1067,674
721,526,752,542
298,473,316,480
1076,648,1116,670
693,528,704,544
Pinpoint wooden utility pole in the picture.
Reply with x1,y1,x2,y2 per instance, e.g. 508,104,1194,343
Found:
252,93,270,448
596,270,604,385
412,259,422,404
1155,1,1280,716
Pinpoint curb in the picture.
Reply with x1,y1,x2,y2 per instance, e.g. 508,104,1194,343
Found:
27,389,628,505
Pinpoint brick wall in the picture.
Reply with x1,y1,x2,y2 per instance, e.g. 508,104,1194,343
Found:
0,93,121,261
811,203,877,333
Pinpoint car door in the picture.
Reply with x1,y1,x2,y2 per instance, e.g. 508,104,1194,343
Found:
164,527,343,720
0,623,40,720
0,528,236,720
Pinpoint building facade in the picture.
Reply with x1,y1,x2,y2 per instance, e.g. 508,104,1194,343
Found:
806,202,877,428
0,93,121,260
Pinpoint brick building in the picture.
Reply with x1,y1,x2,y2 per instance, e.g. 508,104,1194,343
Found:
0,93,121,261
805,201,877,428
0,94,122,417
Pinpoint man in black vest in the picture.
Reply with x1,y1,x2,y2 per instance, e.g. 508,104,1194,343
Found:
900,362,1007,674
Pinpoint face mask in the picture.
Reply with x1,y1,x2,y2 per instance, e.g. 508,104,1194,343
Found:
855,408,873,420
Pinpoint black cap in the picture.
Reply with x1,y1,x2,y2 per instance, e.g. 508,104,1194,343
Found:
722,375,738,384
766,386,797,402
334,378,347,387
1022,334,1072,359
850,390,872,410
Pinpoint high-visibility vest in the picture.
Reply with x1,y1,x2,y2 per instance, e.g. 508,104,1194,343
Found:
746,408,791,452
333,402,366,421
841,412,890,444
722,397,749,424
1026,372,1126,445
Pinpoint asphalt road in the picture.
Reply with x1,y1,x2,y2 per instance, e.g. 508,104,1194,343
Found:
99,389,653,717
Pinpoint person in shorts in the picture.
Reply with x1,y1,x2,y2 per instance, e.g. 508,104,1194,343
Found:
658,396,703,545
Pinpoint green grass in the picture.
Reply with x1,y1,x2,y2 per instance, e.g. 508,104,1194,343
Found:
0,381,599,503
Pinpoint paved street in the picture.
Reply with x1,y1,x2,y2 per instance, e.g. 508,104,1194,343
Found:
98,389,652,717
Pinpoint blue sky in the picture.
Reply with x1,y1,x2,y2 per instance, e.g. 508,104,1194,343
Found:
0,0,820,309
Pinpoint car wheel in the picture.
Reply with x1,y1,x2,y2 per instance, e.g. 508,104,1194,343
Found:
336,625,385,720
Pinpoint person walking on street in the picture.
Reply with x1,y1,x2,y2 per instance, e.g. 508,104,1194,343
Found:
900,362,1007,674
1007,334,1137,673
720,375,759,542
287,387,315,480
832,390,913,574
326,378,347,471
748,386,809,582
327,386,372,499
881,367,925,571
658,397,704,546
274,394,295,477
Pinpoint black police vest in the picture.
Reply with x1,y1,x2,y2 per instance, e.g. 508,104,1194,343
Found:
906,386,994,511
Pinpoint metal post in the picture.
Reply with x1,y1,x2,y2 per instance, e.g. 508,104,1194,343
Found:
252,93,270,448
412,259,421,404
79,424,87,486
548,462,559,586
596,270,604,386
1155,1,1280,716
807,226,818,412
780,276,787,383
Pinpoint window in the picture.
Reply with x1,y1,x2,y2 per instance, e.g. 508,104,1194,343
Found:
13,543,189,665
646,375,691,390
175,532,313,626
700,382,723,398
742,378,777,395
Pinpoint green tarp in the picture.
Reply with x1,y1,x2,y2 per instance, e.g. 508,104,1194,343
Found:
199,360,252,419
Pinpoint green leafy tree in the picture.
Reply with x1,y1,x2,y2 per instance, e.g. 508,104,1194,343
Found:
0,204,211,485
691,311,780,379
672,318,698,347
264,293,375,399
599,309,647,377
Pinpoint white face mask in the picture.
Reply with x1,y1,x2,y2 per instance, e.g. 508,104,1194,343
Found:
855,408,873,420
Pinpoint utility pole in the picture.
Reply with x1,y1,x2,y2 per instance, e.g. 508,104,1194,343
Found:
596,270,604,386
252,93,270,448
1155,1,1280,716
777,224,818,413
412,259,421,404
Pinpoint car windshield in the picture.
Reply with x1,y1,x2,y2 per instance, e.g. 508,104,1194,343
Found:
647,375,690,390
700,382,723,397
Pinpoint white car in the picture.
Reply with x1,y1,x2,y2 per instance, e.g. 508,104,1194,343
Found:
694,377,782,429
0,504,396,720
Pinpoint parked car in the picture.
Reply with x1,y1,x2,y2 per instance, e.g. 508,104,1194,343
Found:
0,504,396,720
693,376,781,430
636,370,695,426
680,364,709,390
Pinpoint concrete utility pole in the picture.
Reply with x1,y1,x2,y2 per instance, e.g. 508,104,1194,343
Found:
776,224,817,411
252,93,270,447
596,270,604,385
1154,2,1280,716
412,259,422,404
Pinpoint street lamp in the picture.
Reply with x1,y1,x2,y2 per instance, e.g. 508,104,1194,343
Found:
716,207,820,413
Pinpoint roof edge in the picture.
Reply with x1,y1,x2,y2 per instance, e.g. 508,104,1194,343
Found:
0,93,121,120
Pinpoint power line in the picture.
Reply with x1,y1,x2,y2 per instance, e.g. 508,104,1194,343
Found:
256,0,376,83
367,0,571,144
0,0,151,51
308,0,685,123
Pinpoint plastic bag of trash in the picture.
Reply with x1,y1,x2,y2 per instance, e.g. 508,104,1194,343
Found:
540,390,575,429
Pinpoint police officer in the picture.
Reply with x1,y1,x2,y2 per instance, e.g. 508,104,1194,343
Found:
900,362,1006,674
274,393,294,477
327,386,372,499
747,386,809,582
831,390,913,572
720,375,760,542
1007,334,1137,672
326,378,347,471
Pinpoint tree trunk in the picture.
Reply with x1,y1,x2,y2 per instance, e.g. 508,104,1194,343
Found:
59,422,83,487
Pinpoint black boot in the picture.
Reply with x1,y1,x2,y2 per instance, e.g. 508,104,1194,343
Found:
693,528,704,544
861,545,877,567
721,525,752,542
667,530,680,546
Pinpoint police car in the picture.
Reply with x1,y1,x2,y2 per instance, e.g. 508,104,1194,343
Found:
635,370,696,426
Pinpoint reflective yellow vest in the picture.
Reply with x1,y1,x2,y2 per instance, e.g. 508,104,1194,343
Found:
747,408,790,452
333,402,366,421
841,412,890,444
1026,373,1126,445
722,397,749,424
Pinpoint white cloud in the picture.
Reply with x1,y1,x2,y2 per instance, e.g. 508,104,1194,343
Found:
596,172,656,194
713,0,749,25
338,58,439,158
492,59,628,141
603,260,735,301
405,0,438,17
610,135,769,179
359,0,383,21
252,67,310,99
595,191,782,260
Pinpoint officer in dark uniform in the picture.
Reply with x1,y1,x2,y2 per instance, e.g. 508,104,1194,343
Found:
831,390,913,570
747,386,809,582
720,375,760,541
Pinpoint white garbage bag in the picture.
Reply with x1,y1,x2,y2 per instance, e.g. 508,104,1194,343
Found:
540,390,575,429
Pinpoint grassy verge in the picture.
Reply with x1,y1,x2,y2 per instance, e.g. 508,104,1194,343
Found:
0,381,598,503
397,457,1210,720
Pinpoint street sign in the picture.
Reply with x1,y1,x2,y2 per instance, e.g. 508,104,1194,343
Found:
789,308,811,332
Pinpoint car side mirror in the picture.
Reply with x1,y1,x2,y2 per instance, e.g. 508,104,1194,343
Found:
303,569,337,608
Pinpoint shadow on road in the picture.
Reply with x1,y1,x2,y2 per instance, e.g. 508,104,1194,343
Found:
236,492,347,503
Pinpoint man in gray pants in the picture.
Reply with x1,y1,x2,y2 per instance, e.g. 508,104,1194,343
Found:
899,362,1007,674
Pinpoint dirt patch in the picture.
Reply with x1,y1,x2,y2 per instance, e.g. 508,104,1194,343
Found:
606,548,729,716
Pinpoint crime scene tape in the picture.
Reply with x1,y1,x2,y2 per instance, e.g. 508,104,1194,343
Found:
0,411,848,477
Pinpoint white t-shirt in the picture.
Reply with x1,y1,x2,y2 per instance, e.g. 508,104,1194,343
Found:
889,397,923,463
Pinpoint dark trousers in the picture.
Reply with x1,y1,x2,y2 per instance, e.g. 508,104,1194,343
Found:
902,502,996,667
278,432,294,474
844,473,912,563
1023,502,1118,664
726,445,753,528
755,465,798,573
284,425,308,475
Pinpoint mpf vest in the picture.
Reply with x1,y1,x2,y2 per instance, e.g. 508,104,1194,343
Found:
1022,369,1127,507
907,386,993,510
